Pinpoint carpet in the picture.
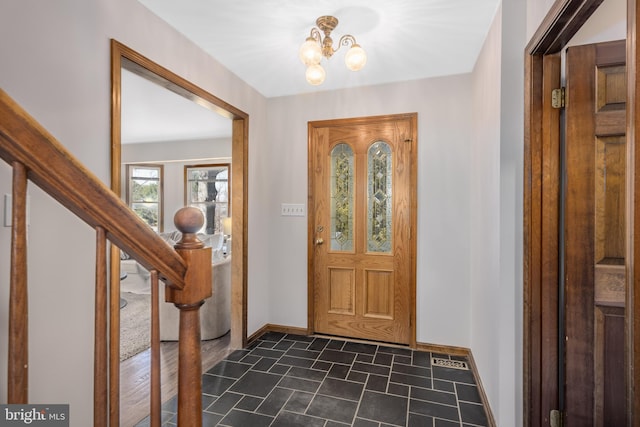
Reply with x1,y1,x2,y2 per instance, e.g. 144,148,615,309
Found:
120,292,150,361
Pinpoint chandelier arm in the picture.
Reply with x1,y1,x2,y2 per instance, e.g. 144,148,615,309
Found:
334,34,357,53
309,27,322,43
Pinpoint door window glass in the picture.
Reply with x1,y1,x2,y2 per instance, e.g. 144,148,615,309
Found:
367,141,392,253
330,143,354,251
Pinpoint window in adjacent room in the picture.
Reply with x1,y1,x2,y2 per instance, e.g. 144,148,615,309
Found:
126,164,163,232
185,163,230,234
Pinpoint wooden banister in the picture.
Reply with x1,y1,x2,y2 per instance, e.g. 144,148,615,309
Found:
1,88,212,426
8,161,28,403
150,269,161,427
94,227,108,427
0,89,186,288
166,208,212,427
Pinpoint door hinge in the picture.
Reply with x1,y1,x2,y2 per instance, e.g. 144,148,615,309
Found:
551,87,565,109
550,409,563,427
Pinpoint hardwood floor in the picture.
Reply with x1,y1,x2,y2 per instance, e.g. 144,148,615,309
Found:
119,333,234,427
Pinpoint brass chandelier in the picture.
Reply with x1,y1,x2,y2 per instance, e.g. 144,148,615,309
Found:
299,15,367,85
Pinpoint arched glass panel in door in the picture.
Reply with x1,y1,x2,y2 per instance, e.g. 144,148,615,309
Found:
367,141,392,252
330,143,354,251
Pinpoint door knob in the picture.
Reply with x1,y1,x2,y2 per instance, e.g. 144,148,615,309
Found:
315,238,324,245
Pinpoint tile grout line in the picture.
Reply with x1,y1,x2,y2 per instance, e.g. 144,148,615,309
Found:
404,350,412,427
454,381,463,426
349,343,377,426
141,332,490,427
290,335,331,426
270,334,328,426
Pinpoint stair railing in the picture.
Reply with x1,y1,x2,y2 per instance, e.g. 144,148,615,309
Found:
0,88,211,426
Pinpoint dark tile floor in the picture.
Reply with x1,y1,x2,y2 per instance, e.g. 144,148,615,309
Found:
135,332,490,427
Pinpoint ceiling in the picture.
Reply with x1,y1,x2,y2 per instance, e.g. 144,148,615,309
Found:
123,0,500,144
138,0,500,98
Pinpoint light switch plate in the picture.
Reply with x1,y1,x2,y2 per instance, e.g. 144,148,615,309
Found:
281,203,305,217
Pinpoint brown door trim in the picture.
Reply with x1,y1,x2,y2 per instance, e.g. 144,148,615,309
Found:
524,0,639,424
307,113,418,348
110,40,249,360
524,50,562,427
629,0,640,421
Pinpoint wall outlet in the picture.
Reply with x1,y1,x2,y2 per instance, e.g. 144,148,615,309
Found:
281,203,305,217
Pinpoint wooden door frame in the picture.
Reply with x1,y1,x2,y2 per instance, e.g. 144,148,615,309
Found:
306,114,418,348
524,0,639,424
110,41,248,349
110,39,249,417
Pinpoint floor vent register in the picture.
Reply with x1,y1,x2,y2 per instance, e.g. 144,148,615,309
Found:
431,357,469,370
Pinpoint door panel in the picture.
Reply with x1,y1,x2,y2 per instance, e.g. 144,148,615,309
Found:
363,269,393,319
564,39,627,426
309,114,417,345
328,268,355,314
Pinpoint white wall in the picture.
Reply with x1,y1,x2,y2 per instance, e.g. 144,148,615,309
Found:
498,0,526,423
265,75,474,347
470,1,526,426
122,138,232,164
470,4,503,423
0,0,268,425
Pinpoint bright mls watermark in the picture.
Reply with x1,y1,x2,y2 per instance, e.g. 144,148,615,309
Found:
0,405,68,426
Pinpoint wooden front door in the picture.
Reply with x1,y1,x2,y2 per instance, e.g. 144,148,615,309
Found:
564,40,627,425
308,114,417,345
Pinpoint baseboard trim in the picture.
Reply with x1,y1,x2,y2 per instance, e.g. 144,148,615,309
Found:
247,324,309,344
248,324,496,426
465,351,497,427
414,341,470,357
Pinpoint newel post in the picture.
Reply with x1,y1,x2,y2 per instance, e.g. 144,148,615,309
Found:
165,207,212,427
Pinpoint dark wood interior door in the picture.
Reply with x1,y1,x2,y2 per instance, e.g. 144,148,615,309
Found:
309,114,417,345
564,39,627,425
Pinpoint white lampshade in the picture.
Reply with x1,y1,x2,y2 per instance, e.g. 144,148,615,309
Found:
299,37,322,66
345,44,367,71
305,64,326,85
221,216,232,236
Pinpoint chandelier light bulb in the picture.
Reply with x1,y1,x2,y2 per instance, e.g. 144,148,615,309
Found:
306,64,326,85
345,44,367,71
299,37,322,66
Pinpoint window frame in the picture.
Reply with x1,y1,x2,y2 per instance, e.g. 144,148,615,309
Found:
126,163,164,232
184,163,230,235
